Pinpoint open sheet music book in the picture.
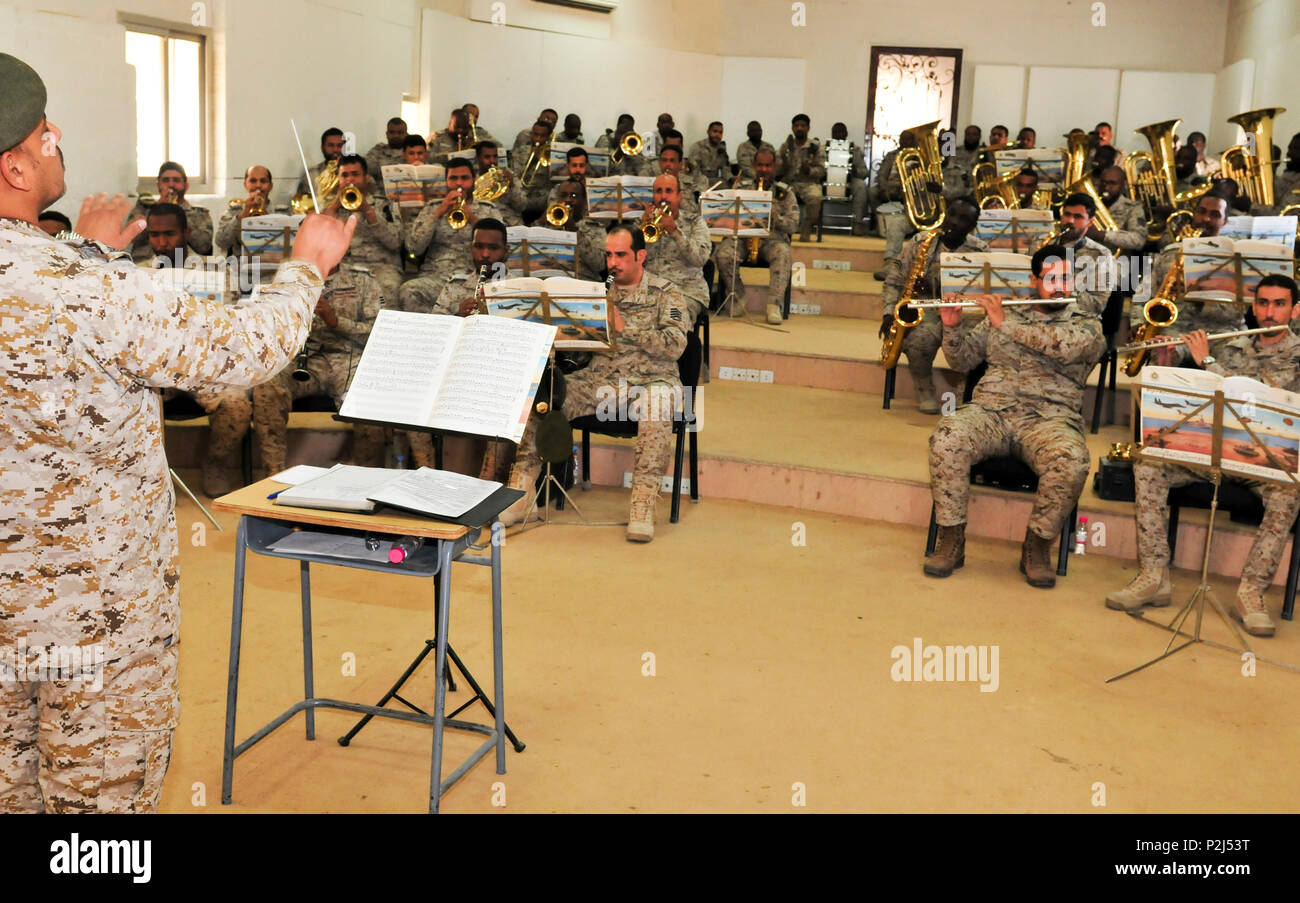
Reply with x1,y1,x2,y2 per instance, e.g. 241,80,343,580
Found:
272,463,502,517
1181,237,1295,303
483,276,613,350
338,310,556,443
586,176,655,219
380,164,448,207
1138,366,1300,483
940,251,1035,300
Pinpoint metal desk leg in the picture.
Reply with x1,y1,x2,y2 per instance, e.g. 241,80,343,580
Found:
301,561,315,741
428,540,455,814
222,517,249,805
492,521,506,774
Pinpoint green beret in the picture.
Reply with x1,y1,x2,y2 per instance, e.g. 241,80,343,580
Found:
0,53,47,152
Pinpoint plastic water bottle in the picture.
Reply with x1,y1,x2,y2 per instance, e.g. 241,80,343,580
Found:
572,444,580,486
389,536,423,564
1074,517,1088,555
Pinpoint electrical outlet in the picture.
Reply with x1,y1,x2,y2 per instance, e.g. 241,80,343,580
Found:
813,259,851,271
746,368,760,382
660,475,691,493
622,471,633,488
808,304,821,315
760,369,774,383
718,366,733,380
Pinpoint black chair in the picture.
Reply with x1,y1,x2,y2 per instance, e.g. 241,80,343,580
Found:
1090,289,1127,433
924,455,1077,577
573,332,701,523
163,392,254,486
1165,481,1300,620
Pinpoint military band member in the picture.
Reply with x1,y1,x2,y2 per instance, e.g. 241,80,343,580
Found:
987,124,1010,149
690,122,730,185
476,140,526,226
1254,132,1300,215
599,113,654,177
830,122,872,235
429,108,475,165
129,161,213,262
1089,122,1124,169
366,117,408,198
951,125,982,173
643,172,710,326
642,112,676,161
657,145,702,215
1187,130,1218,178
216,164,273,259
1107,276,1300,636
1015,168,1043,208
512,119,555,224
873,131,914,279
1090,166,1148,251
880,196,985,413
1016,127,1037,150
144,203,200,269
777,114,826,242
0,51,356,813
296,127,345,196
500,225,689,542
549,179,606,281
925,246,1103,588
252,266,385,476
1054,191,1114,317
557,113,584,145
403,134,428,165
513,108,558,164
713,149,798,325
736,121,777,183
400,158,503,311
1172,145,1203,197
461,103,499,147
322,154,404,304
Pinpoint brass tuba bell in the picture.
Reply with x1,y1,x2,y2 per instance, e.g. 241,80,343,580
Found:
896,120,946,231
1222,107,1286,207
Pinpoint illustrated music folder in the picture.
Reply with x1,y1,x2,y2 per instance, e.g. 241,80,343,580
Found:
505,226,577,277
483,276,613,350
1182,237,1295,303
586,176,654,220
241,214,304,263
940,251,1035,300
700,190,772,237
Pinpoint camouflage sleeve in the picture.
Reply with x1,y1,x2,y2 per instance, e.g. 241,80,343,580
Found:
808,145,827,183
881,237,914,307
505,176,528,212
406,204,439,255
371,199,404,251
65,258,323,392
432,281,467,317
672,216,711,268
187,207,214,256
1104,202,1147,251
851,147,869,180
216,208,241,254
577,221,607,278
942,318,990,372
332,278,383,347
772,190,800,236
999,313,1105,365
775,141,793,181
620,283,688,360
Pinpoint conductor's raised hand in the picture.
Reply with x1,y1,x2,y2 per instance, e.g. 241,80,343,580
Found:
291,212,358,277
75,194,145,249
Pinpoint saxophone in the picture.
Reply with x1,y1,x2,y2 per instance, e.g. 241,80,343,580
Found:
879,229,941,370
1122,242,1192,377
745,178,767,263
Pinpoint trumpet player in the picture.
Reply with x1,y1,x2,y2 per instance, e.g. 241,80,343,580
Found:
550,179,606,281
400,158,503,312
511,119,555,223
736,120,776,183
657,145,702,215
216,164,274,264
925,246,1104,588
777,113,826,243
599,114,653,177
323,155,405,305
879,196,985,412
512,108,558,164
461,103,499,147
296,127,346,196
475,140,526,226
429,108,474,164
643,172,711,327
129,161,213,262
712,148,799,325
1107,276,1300,635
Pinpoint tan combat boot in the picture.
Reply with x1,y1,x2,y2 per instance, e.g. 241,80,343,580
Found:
766,302,782,325
1019,530,1056,588
1233,582,1276,637
627,476,659,543
923,523,965,577
913,373,940,414
1105,569,1172,611
498,458,542,527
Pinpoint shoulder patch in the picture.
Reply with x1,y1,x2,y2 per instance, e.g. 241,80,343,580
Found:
669,307,683,322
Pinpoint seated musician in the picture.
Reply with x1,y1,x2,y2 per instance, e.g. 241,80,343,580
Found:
403,134,428,165
365,117,408,198
510,118,555,223
712,148,799,324
461,103,499,146
323,155,405,305
599,113,653,177
1014,167,1043,209
551,179,608,281
546,147,591,207
475,139,527,226
513,108,558,165
879,196,984,413
428,108,474,165
296,127,345,195
1172,144,1205,197
499,225,689,542
216,165,274,270
736,120,776,182
925,245,1104,588
1259,132,1300,215
1089,145,1119,182
557,113,584,145
1053,191,1114,317
830,122,872,235
129,161,213,262
689,121,730,186
777,113,827,243
1106,276,1300,636
1016,127,1037,150
872,130,915,279
251,266,386,477
1091,166,1148,252
657,144,701,215
145,203,202,269
643,171,711,326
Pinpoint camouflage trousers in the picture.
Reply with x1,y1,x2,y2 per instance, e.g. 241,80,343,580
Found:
850,179,869,232
164,387,251,465
1133,459,1300,586
791,181,822,239
0,638,178,813
876,202,916,263
930,405,1090,538
713,237,792,309
900,317,942,383
251,354,385,475
398,267,456,313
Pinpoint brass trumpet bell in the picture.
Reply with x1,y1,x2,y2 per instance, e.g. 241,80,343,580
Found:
610,131,643,165
340,185,364,211
545,202,570,227
640,202,669,243
448,196,468,230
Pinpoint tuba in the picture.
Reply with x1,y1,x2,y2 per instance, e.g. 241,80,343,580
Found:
879,230,941,370
610,131,643,165
316,158,340,204
1126,119,1180,220
1061,175,1120,232
975,165,1018,209
1054,131,1095,205
896,120,946,231
1221,107,1286,207
521,141,551,188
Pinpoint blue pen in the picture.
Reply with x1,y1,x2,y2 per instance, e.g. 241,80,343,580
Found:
267,488,285,500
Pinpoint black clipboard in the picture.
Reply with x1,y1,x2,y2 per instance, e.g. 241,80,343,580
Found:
369,485,525,527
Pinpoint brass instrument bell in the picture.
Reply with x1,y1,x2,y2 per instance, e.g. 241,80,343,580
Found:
448,195,468,230
640,202,670,243
545,202,570,227
340,185,364,211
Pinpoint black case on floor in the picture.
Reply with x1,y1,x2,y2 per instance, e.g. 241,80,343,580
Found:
1093,456,1135,501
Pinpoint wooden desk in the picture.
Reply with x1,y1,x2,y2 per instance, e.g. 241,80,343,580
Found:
212,478,513,813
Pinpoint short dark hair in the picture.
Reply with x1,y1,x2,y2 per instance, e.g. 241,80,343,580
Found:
158,161,186,178
708,120,723,130
445,157,474,177
617,113,635,125
662,129,683,143
792,113,810,126
1256,274,1299,305
754,148,776,165
474,140,497,156
991,124,1008,133
387,117,407,127
147,202,187,230
404,134,427,149
321,128,344,144
473,217,508,247
541,108,557,118
1018,127,1036,137
949,195,979,215
338,154,367,176
608,223,646,252
1188,131,1207,143
1061,192,1096,217
566,146,588,162
658,145,683,162
533,120,554,135
1016,167,1038,180
38,210,72,231
1095,121,1112,130
1031,244,1070,278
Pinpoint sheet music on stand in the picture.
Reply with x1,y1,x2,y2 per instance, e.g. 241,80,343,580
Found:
586,176,655,221
482,277,614,350
505,226,577,277
700,189,772,237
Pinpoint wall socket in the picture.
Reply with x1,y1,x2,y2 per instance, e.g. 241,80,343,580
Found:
717,366,774,383
622,472,692,494
788,303,822,315
812,259,852,271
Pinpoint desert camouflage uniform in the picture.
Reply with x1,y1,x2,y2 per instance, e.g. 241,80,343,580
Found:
665,162,706,216
1103,195,1148,252
366,141,407,198
777,135,827,239
296,160,332,197
736,139,777,182
399,197,503,312
644,209,710,325
597,130,656,177
1133,331,1300,587
1060,233,1115,317
846,143,871,232
882,231,989,388
513,271,687,494
689,138,729,185
1252,167,1300,215
874,148,914,264
713,179,799,313
325,193,405,305
575,218,608,281
491,171,529,227
128,197,213,263
510,139,554,220
252,267,385,475
1134,244,1246,358
930,302,1104,538
432,269,485,317
428,131,476,166
0,218,322,813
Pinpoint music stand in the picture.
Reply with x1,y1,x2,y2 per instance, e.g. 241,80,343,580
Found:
1108,379,1300,682
708,192,787,332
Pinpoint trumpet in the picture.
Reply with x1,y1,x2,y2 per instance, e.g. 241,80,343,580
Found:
545,201,570,227
447,194,468,230
640,202,670,243
1117,324,1287,354
744,179,767,263
610,131,643,165
247,190,268,217
340,185,364,211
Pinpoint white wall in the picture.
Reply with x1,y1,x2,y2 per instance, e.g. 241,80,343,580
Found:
1222,0,1300,151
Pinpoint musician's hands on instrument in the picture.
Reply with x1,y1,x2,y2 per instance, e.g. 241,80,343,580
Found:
1152,338,1179,368
938,293,965,328
290,212,358,277
974,293,1005,329
325,192,342,214
75,194,146,249
878,313,894,340
435,188,462,218
1185,329,1211,366
660,207,678,235
456,297,480,317
239,193,261,219
314,297,339,329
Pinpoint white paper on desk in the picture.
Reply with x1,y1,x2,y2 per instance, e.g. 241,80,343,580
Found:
367,467,502,518
266,532,393,563
272,464,402,512
269,464,333,485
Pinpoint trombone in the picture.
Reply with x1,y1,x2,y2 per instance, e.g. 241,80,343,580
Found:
1117,324,1286,354
521,141,551,187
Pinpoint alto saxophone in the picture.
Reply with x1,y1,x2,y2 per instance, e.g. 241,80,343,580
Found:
1122,252,1186,377
745,178,767,263
879,230,941,370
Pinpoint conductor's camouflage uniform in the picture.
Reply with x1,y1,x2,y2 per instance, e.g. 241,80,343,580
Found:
713,178,800,315
930,301,1105,539
0,218,323,813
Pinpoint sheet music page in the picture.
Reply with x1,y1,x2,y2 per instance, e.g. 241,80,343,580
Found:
430,315,557,442
272,464,405,512
338,310,464,428
366,467,503,518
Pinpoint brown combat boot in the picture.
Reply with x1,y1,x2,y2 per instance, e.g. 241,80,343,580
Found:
498,458,541,527
201,458,230,498
1233,581,1276,637
913,373,940,415
627,476,659,543
1019,529,1056,588
923,523,965,577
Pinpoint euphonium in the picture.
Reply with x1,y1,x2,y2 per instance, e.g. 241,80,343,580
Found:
879,229,941,370
897,120,946,231
1123,247,1190,376
640,202,670,243
1061,175,1119,232
474,166,509,202
316,158,340,203
290,193,315,215
545,201,570,227
1222,107,1286,207
610,131,643,165
448,195,468,230
340,185,364,211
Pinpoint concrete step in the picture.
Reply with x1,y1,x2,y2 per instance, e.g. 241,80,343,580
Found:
792,235,885,273
725,267,884,319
